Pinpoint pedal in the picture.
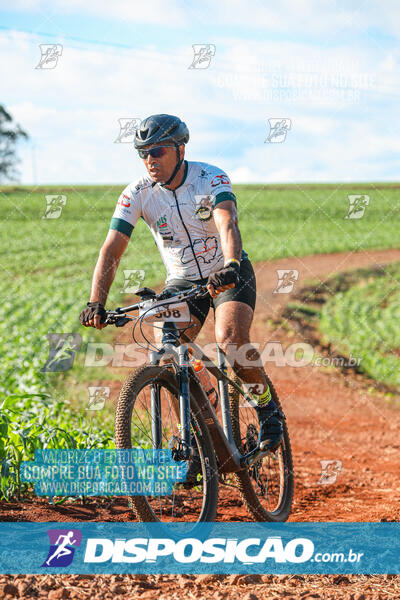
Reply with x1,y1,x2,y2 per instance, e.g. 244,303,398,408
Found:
241,446,276,469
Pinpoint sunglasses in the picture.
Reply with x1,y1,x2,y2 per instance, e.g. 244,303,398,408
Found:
138,145,175,159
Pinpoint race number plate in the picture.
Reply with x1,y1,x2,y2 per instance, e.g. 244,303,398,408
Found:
139,300,190,322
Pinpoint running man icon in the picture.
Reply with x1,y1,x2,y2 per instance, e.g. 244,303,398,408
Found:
273,269,299,294
42,529,82,568
46,531,76,566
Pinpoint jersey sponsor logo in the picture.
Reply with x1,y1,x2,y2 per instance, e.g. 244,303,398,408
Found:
156,215,173,240
195,206,212,221
181,236,218,265
117,193,131,208
210,174,230,187
135,181,150,192
157,215,169,231
194,195,214,221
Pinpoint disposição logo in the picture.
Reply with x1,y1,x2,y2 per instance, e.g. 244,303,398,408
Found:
42,529,82,567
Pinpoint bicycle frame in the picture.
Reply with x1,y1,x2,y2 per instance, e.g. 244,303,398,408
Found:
106,285,272,471
149,320,271,473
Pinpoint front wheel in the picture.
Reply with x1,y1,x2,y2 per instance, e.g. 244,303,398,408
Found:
114,365,219,526
228,371,294,521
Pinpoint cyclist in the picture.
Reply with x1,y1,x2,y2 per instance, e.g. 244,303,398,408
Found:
79,114,284,451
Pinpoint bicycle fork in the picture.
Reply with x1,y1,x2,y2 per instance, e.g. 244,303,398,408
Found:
177,344,192,458
149,321,192,460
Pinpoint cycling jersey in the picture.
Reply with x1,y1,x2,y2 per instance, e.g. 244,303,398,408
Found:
109,160,248,283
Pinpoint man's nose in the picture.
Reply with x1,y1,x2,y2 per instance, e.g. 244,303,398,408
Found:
147,153,157,165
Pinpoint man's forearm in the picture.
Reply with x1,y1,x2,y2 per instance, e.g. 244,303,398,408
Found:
213,202,243,264
219,220,242,263
89,250,121,305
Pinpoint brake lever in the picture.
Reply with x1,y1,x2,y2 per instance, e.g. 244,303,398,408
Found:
154,285,209,303
115,316,132,327
104,312,132,327
186,285,209,300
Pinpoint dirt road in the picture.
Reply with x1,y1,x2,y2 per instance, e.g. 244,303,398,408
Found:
1,249,400,598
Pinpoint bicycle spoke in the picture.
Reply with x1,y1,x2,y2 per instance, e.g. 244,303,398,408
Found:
228,371,294,521
128,376,212,522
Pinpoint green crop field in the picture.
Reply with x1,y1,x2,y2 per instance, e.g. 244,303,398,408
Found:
0,182,399,499
319,263,400,392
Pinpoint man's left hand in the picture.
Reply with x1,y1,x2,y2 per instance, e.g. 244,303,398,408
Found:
207,262,240,298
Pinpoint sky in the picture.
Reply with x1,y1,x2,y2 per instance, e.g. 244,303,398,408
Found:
0,0,399,184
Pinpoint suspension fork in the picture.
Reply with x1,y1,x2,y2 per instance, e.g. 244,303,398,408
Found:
150,384,162,449
177,344,192,459
149,320,178,452
149,321,192,459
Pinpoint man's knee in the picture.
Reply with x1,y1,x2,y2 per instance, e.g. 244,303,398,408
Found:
215,335,253,369
215,330,249,352
215,304,252,349
216,337,264,371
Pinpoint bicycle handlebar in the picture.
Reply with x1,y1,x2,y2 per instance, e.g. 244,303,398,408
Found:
104,284,210,326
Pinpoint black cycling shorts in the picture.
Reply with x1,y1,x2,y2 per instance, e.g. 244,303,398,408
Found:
163,257,256,326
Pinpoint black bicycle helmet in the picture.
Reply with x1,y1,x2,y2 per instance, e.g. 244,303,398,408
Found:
134,114,189,149
135,114,189,187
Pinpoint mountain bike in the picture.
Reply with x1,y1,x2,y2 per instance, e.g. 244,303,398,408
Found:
105,284,294,525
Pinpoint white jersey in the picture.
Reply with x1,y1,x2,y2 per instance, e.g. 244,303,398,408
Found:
110,160,247,283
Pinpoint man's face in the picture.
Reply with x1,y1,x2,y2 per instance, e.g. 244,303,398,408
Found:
139,142,185,184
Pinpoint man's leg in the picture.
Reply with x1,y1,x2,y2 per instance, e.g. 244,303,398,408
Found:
214,300,284,451
214,300,268,393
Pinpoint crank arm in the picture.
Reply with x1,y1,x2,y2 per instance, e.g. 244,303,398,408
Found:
241,446,275,469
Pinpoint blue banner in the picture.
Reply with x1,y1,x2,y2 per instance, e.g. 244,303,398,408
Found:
20,449,188,496
0,523,398,574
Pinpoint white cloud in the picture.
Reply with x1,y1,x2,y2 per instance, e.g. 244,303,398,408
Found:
225,118,400,184
1,22,398,184
1,0,186,26
229,166,253,183
2,0,385,35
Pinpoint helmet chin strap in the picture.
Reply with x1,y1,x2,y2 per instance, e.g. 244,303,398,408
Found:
152,145,183,188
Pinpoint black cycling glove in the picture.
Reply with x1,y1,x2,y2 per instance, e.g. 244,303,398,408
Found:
79,301,107,325
207,262,240,291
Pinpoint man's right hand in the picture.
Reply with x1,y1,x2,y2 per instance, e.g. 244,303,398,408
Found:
206,262,240,298
79,301,108,329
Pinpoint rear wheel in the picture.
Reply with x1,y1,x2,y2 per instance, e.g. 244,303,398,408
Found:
115,365,219,526
228,371,294,521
